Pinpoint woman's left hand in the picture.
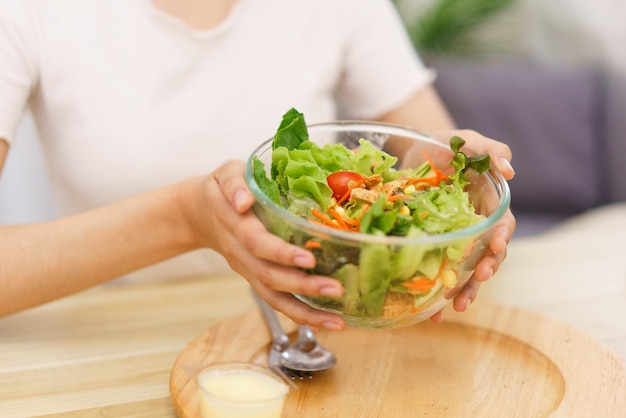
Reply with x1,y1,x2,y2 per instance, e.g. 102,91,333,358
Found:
396,129,516,323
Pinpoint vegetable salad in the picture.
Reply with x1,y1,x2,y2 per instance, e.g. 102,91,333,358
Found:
252,108,491,323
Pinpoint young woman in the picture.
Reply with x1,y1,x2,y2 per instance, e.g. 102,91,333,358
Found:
0,0,515,329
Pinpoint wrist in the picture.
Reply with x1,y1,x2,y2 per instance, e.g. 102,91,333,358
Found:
168,177,206,252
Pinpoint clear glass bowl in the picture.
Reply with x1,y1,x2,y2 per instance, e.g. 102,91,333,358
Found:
245,121,510,329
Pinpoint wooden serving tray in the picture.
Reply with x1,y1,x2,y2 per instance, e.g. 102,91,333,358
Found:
170,302,626,417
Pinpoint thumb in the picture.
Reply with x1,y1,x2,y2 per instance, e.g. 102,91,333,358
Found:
213,160,255,213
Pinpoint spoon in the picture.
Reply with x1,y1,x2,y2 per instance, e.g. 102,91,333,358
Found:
279,325,337,372
251,289,337,373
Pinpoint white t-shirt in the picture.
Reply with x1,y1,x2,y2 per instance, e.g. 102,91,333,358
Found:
0,0,434,282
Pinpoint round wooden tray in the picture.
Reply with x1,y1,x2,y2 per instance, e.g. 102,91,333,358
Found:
170,302,626,417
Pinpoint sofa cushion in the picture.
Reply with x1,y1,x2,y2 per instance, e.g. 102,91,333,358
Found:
603,74,626,202
432,60,605,215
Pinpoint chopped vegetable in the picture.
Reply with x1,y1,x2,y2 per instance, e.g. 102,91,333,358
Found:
252,108,491,322
327,171,365,201
304,240,322,249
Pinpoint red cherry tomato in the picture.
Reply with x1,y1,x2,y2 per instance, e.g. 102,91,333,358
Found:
327,171,365,201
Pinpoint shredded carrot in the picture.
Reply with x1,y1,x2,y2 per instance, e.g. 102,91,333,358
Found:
407,176,436,188
407,175,439,187
309,204,367,232
308,218,344,230
311,208,338,227
304,240,322,249
337,189,351,205
342,216,361,227
308,207,364,232
419,211,430,218
387,194,415,203
328,208,349,229
403,150,450,189
402,278,437,292
337,178,365,205
421,150,441,182
311,208,355,231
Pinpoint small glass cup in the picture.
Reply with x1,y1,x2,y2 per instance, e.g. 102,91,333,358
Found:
197,362,290,418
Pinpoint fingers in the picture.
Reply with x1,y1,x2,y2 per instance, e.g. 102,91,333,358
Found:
235,245,343,297
429,309,444,323
465,209,514,290
208,160,346,331
462,129,514,179
489,222,510,255
494,156,515,181
452,276,481,312
254,287,346,331
209,160,317,269
231,237,345,330
436,129,515,180
473,236,509,283
229,210,318,269
490,210,516,254
213,207,344,299
451,211,513,314
212,160,255,213
476,209,515,281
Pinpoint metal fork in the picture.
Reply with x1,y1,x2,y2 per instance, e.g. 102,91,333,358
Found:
251,290,313,380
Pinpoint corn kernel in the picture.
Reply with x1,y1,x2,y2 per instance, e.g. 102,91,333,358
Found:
441,269,458,288
399,205,410,216
403,184,416,195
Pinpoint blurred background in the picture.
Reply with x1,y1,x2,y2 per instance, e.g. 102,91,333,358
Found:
394,0,626,71
2,0,625,236
393,0,626,237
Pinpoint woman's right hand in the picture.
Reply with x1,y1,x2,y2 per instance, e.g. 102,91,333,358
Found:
184,160,346,332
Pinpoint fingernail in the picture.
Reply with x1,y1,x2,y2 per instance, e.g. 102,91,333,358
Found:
465,298,472,311
320,286,342,297
498,157,515,175
293,254,314,268
233,189,250,211
322,321,343,331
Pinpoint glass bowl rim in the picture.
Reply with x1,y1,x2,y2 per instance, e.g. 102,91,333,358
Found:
245,120,511,245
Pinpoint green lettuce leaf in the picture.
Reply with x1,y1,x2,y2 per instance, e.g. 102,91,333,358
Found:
273,108,309,150
252,158,280,205
351,138,398,178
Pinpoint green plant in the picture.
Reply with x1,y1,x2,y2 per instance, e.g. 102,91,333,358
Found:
393,0,514,55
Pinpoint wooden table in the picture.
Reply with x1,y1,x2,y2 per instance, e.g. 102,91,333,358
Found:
0,275,256,417
1,205,625,417
480,202,626,360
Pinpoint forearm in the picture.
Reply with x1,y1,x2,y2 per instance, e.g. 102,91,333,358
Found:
0,178,200,316
376,86,514,177
377,86,456,130
376,86,457,157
